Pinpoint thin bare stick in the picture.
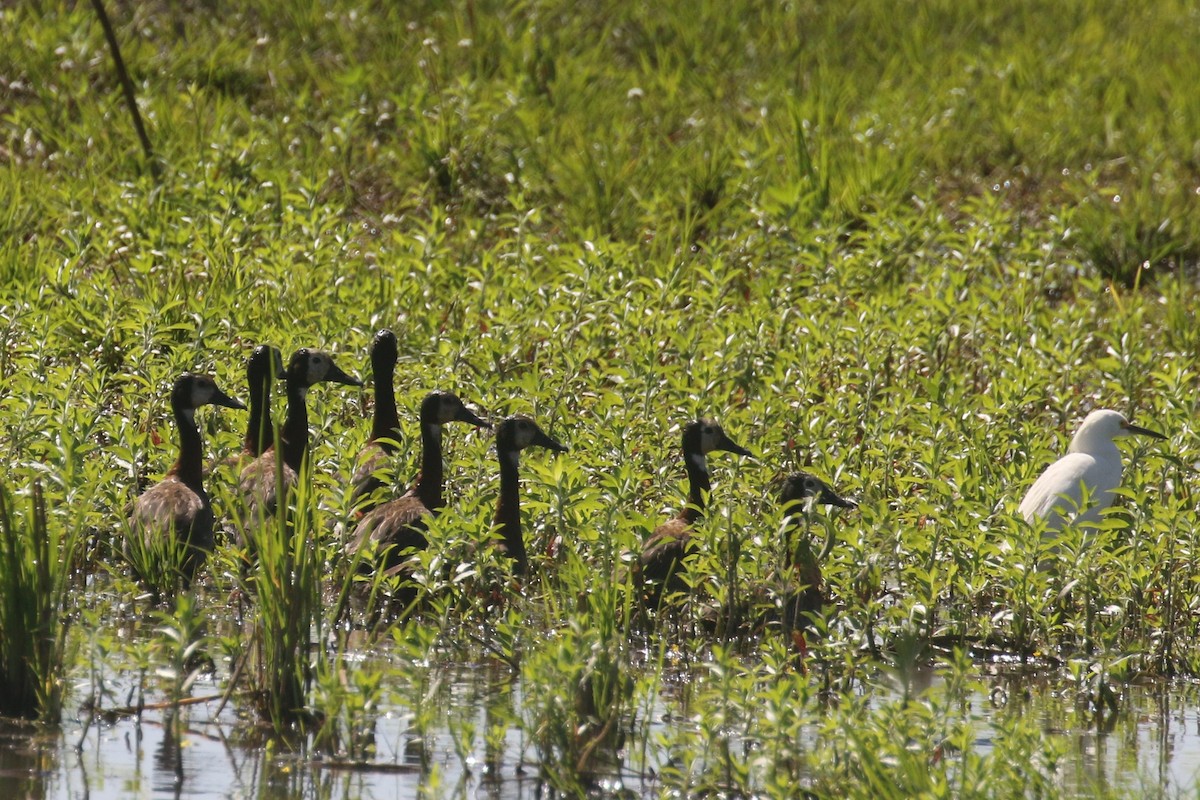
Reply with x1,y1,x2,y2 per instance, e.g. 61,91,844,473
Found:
89,0,157,172
102,691,252,719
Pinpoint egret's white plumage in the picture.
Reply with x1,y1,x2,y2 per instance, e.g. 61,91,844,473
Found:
1018,409,1166,531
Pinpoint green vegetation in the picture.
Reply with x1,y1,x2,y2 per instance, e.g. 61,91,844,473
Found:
0,482,81,722
239,465,327,730
121,508,195,601
2,0,1200,795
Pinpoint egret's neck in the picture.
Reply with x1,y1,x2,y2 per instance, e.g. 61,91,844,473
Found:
1068,434,1121,460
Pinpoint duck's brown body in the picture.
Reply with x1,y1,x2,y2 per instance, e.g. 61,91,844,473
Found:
351,391,488,571
636,512,700,599
637,419,750,608
129,374,245,584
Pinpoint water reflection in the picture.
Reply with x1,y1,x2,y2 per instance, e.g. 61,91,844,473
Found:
0,723,54,800
152,714,183,798
9,667,1200,798
984,669,1200,793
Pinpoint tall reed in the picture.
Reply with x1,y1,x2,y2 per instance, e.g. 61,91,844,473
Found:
241,461,324,731
0,482,81,721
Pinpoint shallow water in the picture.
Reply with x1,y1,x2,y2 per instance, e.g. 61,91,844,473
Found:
0,645,656,800
5,658,1200,799
986,669,1200,795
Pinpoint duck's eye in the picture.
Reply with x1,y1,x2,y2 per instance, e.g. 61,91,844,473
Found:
703,426,714,435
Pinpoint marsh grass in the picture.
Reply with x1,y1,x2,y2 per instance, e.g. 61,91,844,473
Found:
237,462,326,731
120,516,193,603
0,482,80,722
153,592,210,708
6,0,1200,794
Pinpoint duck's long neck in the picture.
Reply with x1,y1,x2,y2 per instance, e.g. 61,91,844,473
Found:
244,376,274,456
784,510,810,569
280,382,310,473
494,448,527,574
169,405,205,492
371,366,399,452
413,422,445,510
679,451,711,524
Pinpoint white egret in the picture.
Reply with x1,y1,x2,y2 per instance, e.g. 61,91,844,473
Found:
1018,409,1166,531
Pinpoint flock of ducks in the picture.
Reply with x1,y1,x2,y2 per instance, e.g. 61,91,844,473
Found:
126,332,575,595
129,329,1169,622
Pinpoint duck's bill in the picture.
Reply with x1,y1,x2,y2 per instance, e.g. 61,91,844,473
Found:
717,433,752,458
214,387,247,411
820,486,857,509
534,429,568,453
456,406,492,429
327,362,364,386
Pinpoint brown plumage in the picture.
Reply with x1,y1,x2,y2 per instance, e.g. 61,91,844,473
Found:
489,415,568,576
129,373,245,584
350,329,401,514
350,390,489,571
637,419,750,608
238,348,361,528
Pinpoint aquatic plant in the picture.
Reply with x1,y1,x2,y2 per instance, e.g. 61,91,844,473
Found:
240,462,324,731
120,517,193,604
0,483,81,722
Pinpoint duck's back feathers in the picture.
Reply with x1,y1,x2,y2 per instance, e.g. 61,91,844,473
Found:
638,519,694,598
130,477,212,552
351,492,432,570
238,451,298,527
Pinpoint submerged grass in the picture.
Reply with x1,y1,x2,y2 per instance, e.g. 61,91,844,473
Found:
4,0,1200,795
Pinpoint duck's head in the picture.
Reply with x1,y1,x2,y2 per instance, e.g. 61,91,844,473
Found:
370,329,399,372
287,348,363,390
496,415,567,454
420,390,490,429
779,471,856,512
247,344,286,384
683,419,752,459
173,373,245,414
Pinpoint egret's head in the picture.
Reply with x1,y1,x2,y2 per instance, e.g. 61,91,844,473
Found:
1071,409,1166,452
